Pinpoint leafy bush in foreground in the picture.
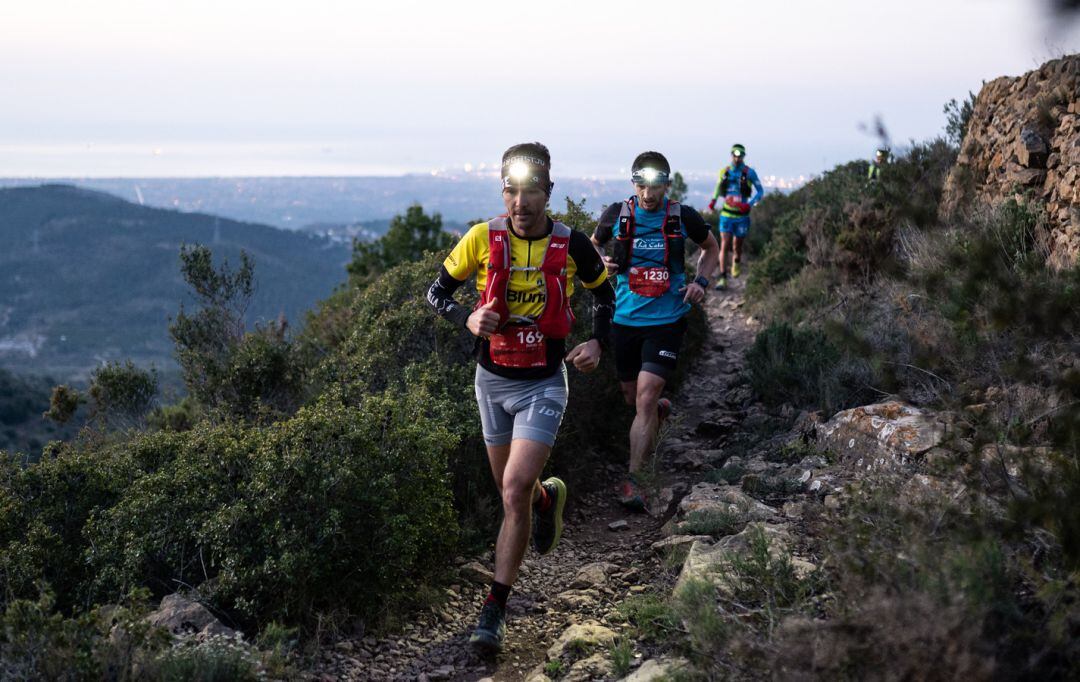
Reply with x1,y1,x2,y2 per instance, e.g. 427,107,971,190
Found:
86,390,457,629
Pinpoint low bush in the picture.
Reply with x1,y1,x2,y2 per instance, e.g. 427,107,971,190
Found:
746,322,873,415
679,509,743,537
617,593,680,642
0,588,168,681
85,390,458,630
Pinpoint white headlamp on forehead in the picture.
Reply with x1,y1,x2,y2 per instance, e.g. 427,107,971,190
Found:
631,166,670,186
501,155,552,193
508,161,532,181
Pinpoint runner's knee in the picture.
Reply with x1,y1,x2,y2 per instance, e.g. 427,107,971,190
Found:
635,384,663,414
501,481,533,516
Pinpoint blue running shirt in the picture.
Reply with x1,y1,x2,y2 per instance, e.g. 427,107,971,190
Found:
593,198,712,327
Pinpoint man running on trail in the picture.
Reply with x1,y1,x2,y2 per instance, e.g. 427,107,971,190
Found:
706,143,763,289
426,142,615,653
592,151,720,512
867,147,888,183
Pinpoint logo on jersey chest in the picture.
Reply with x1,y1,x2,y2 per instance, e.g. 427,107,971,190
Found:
507,289,546,304
633,238,665,249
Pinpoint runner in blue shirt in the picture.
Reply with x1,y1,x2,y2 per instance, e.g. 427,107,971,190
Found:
706,143,764,289
592,151,720,511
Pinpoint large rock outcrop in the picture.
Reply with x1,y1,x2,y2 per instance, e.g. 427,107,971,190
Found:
940,55,1080,268
816,400,949,470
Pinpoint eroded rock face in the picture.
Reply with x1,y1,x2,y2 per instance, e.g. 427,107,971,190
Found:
940,55,1080,268
817,401,947,469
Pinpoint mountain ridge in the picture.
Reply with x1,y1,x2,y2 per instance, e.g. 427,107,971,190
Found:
0,183,351,380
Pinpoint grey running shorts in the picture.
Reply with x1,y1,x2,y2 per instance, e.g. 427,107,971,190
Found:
474,363,568,447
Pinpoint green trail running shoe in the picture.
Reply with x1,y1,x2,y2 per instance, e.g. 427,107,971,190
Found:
714,275,727,291
732,261,741,278
532,477,566,555
469,600,506,654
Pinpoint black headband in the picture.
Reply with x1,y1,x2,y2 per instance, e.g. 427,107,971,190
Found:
501,156,552,194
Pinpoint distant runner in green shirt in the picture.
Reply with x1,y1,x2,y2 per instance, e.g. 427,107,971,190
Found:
868,148,888,183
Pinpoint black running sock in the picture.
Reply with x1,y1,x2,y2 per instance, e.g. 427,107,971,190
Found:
535,484,551,512
487,581,512,609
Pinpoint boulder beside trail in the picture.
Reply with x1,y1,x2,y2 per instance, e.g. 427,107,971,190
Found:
677,482,778,522
144,594,237,642
817,401,948,470
675,522,816,596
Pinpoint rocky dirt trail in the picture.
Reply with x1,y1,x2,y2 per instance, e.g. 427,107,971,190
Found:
307,276,760,682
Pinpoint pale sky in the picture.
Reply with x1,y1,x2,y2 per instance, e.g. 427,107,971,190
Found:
1,0,1077,179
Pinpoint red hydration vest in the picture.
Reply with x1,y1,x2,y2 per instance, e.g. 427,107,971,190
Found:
480,218,575,367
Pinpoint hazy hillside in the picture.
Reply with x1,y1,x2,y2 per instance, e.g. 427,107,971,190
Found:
0,184,351,379
0,175,733,229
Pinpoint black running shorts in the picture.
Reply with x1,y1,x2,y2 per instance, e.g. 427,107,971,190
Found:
611,317,688,383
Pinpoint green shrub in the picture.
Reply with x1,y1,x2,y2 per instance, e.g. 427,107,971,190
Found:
146,396,200,433
147,639,258,682
0,588,166,681
608,637,633,678
679,509,743,537
704,462,745,485
0,442,143,613
618,593,680,642
85,390,458,630
170,245,305,421
672,578,730,664
746,141,955,300
347,204,454,284
44,384,82,425
88,361,159,429
746,323,872,414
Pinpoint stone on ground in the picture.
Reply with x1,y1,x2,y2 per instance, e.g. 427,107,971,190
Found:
547,622,618,660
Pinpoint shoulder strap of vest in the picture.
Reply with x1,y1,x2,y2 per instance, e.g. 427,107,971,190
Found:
550,221,571,239
664,200,682,235
618,197,636,237
486,218,510,270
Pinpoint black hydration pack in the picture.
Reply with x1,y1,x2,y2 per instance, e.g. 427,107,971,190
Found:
611,198,685,275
